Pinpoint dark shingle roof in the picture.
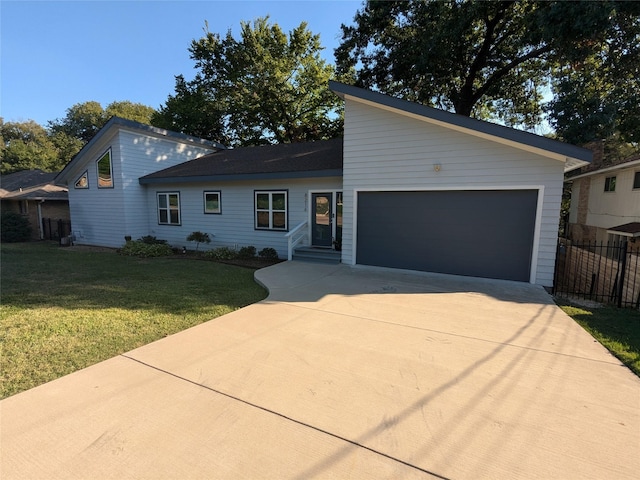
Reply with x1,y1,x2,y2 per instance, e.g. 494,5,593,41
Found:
0,169,58,192
139,138,343,184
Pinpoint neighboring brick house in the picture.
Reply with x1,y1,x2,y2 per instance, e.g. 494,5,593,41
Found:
566,144,640,245
0,169,70,240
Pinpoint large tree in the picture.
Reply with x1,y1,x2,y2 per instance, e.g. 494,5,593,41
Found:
336,0,640,138
155,17,344,146
49,100,157,143
0,120,65,174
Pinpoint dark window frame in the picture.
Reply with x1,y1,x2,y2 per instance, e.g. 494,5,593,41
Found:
203,191,222,214
157,191,181,226
254,190,288,231
96,148,113,189
74,171,89,189
604,176,616,192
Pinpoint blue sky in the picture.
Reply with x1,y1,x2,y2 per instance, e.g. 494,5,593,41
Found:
1,0,362,126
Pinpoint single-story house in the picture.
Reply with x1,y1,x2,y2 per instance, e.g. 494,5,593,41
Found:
0,169,70,240
55,82,592,287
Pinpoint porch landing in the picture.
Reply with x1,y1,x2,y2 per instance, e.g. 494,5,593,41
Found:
292,246,341,264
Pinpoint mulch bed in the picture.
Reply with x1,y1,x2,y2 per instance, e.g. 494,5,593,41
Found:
61,244,285,270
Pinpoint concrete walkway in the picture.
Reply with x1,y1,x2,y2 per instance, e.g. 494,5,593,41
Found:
2,262,639,479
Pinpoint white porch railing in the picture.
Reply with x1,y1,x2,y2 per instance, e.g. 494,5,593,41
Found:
284,220,308,260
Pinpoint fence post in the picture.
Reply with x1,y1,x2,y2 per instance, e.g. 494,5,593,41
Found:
617,241,628,308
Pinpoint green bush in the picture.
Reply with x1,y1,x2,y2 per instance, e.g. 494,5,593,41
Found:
119,240,173,257
138,235,167,245
204,246,238,260
237,245,257,259
1,212,32,242
186,231,211,251
258,247,278,259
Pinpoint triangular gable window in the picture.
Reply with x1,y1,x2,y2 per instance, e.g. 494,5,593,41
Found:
74,171,89,189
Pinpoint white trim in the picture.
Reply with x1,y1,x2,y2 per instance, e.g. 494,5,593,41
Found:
568,159,640,180
308,189,343,247
351,185,545,284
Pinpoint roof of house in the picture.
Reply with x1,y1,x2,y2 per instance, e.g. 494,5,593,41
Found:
566,154,640,181
56,117,226,185
0,169,68,200
139,137,343,184
329,81,592,172
607,222,640,238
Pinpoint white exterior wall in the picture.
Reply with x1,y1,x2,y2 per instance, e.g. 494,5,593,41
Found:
144,177,342,258
341,100,565,287
585,166,640,230
66,129,215,248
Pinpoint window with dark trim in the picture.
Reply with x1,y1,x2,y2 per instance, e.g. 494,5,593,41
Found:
255,190,287,230
633,171,640,190
96,149,113,188
204,191,221,214
604,176,616,192
157,192,181,225
74,171,89,189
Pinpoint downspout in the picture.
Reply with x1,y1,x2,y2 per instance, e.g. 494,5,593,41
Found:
37,200,44,240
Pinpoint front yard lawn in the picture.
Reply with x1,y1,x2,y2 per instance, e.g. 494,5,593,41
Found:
0,242,267,399
559,303,640,377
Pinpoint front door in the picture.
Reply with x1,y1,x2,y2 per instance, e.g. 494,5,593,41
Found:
312,193,332,247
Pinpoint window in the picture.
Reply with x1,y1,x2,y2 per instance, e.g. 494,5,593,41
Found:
255,190,287,230
204,191,221,214
604,176,616,192
74,171,88,189
96,149,113,188
634,171,640,190
157,192,180,225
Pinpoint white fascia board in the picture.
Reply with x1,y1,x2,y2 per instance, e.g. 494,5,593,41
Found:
567,159,640,180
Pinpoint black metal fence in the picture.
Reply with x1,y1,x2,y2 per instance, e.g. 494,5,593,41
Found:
42,218,71,241
553,240,640,309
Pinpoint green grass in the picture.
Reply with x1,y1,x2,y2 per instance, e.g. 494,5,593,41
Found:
0,242,267,398
559,303,640,377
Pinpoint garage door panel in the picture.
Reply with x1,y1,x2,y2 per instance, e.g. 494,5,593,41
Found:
356,190,537,282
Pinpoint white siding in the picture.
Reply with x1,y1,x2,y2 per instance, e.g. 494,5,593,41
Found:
118,130,215,243
586,166,640,229
144,177,342,259
66,128,216,248
342,100,565,287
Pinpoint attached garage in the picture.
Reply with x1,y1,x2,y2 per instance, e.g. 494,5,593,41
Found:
356,190,538,282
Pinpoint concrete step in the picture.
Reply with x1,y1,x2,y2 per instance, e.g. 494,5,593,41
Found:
293,246,341,264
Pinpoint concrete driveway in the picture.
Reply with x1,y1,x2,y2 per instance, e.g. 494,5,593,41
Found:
2,262,639,479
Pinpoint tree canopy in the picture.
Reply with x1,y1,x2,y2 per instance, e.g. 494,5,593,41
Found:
49,100,157,143
336,0,640,144
0,120,67,174
2,100,157,175
154,17,344,147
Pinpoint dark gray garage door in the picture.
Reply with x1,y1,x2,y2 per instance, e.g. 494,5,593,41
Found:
356,190,538,282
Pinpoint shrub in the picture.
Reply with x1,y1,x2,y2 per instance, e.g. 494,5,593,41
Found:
237,245,257,259
1,212,32,242
204,246,238,260
258,247,278,259
186,231,211,251
119,240,173,257
138,235,167,245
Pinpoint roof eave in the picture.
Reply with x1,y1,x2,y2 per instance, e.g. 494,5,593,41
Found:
139,169,344,185
55,117,225,185
566,158,640,181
